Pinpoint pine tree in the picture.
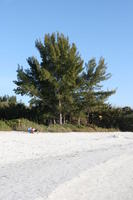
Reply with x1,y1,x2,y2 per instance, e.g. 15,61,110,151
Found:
14,32,83,124
81,57,115,122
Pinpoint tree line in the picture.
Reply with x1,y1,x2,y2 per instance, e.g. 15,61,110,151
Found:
0,95,133,131
13,32,115,125
1,32,132,131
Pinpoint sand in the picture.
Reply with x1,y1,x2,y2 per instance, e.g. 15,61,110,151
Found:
0,131,133,200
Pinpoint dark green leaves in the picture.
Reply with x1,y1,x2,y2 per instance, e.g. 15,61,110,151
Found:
14,32,115,124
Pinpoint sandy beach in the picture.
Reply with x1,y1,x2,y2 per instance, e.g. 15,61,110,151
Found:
0,131,133,200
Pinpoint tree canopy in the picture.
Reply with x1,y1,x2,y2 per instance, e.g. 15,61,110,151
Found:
14,32,115,125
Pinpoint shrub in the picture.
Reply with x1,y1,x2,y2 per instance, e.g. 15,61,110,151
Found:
6,118,47,132
47,124,71,132
0,119,119,132
0,120,12,131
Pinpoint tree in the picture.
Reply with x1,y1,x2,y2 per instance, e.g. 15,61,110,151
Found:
80,57,116,123
14,32,83,124
14,33,115,126
0,95,16,106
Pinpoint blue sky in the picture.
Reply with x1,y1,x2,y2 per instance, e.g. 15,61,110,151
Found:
0,0,133,107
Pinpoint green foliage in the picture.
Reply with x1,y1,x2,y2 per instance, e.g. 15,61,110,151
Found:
119,113,133,131
81,58,115,114
0,101,33,121
14,32,83,124
0,95,16,103
6,119,47,132
0,120,12,131
14,32,115,125
1,31,133,132
90,106,133,132
46,123,118,132
0,119,119,132
47,124,71,132
0,95,17,108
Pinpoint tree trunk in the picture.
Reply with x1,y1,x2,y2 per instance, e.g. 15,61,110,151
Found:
59,99,62,125
60,113,62,125
88,112,90,124
69,115,72,124
63,115,66,124
78,117,81,126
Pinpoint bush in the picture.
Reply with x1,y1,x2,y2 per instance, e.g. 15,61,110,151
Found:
119,114,133,132
47,123,118,132
0,120,12,131
0,119,119,132
6,118,47,132
47,124,71,132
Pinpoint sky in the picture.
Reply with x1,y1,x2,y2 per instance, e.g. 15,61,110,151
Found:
0,0,133,107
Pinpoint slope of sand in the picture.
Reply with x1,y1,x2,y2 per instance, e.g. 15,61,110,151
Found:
0,131,133,200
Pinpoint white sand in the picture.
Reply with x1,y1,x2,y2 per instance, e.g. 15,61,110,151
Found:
0,132,133,200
